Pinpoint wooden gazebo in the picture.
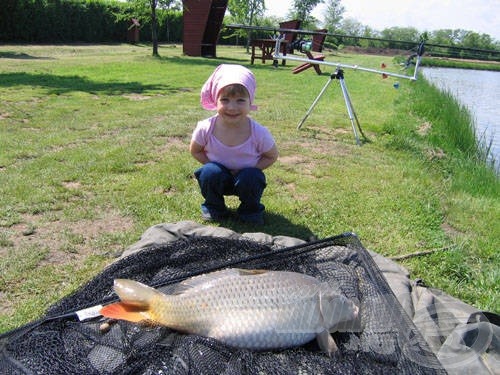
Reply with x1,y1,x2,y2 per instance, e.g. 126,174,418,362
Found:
183,0,228,57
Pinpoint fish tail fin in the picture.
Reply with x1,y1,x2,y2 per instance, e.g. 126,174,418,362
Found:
100,279,168,324
100,302,148,323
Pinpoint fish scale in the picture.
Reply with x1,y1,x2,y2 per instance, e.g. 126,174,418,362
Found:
100,268,359,355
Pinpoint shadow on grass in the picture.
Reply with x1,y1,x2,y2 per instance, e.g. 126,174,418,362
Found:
157,54,258,69
0,51,54,60
220,211,317,241
0,72,179,95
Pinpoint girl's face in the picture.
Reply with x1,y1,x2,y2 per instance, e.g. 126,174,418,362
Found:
216,84,251,125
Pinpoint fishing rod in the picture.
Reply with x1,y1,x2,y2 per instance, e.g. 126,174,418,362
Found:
227,23,424,80
227,24,425,144
272,34,424,81
227,24,499,60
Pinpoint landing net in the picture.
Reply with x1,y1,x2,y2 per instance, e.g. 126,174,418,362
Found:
0,234,446,374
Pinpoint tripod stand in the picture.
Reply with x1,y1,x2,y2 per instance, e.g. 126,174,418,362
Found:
297,68,367,145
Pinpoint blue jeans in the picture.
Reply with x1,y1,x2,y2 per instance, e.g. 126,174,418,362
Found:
194,162,266,221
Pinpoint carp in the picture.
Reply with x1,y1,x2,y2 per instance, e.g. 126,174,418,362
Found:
100,268,359,356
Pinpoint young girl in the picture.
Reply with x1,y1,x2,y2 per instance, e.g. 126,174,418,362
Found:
190,64,278,224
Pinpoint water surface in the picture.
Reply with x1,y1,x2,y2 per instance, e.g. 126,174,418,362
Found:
421,67,499,169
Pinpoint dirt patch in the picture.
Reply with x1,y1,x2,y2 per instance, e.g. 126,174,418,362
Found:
142,136,189,164
278,153,317,177
155,186,178,197
1,211,134,266
72,212,132,240
280,130,354,160
277,132,355,181
426,147,446,160
418,121,432,136
122,93,152,101
279,154,308,165
441,222,464,238
275,177,309,202
161,136,187,150
62,181,82,190
0,291,13,315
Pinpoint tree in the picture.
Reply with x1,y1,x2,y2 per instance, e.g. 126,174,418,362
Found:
161,0,181,42
228,0,265,52
430,29,456,46
336,18,364,46
290,0,323,27
462,31,496,50
149,0,159,55
381,27,420,42
128,0,181,56
323,0,344,33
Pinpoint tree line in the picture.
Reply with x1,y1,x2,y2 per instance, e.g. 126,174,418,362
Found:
1,0,498,61
225,0,499,61
0,0,182,43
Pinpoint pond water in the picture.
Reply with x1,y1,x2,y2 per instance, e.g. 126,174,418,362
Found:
421,67,499,170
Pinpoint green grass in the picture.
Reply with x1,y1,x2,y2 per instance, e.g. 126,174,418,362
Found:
0,44,498,333
420,56,500,71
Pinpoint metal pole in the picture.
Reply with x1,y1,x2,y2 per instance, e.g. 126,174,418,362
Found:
297,75,336,129
297,69,368,145
338,75,361,145
274,51,418,80
272,36,424,81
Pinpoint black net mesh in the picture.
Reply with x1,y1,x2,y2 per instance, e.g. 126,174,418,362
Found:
0,234,447,374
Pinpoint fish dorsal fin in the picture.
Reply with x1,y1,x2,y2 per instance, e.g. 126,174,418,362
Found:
171,268,268,295
236,268,268,276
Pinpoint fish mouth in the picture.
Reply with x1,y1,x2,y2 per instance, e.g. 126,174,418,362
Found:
353,303,360,318
348,303,362,332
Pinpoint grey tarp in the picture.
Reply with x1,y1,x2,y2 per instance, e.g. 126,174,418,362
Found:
121,221,499,375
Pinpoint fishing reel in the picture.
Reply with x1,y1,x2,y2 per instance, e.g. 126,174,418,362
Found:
404,42,426,68
289,38,313,53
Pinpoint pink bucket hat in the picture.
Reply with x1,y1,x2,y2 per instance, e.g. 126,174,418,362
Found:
200,64,257,111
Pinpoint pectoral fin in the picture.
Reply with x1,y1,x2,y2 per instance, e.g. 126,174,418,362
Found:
316,329,338,357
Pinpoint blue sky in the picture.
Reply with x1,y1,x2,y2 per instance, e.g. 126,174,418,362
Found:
265,0,500,40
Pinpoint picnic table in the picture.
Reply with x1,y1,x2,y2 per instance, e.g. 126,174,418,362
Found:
250,19,301,66
250,38,288,65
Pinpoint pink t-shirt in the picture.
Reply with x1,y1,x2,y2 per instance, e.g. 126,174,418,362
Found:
192,116,276,171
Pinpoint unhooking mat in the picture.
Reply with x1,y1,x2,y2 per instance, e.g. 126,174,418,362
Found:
0,225,447,374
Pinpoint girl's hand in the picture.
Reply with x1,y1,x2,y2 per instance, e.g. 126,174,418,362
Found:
190,140,209,164
256,144,279,170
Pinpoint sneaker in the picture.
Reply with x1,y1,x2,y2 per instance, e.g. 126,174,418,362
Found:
201,206,229,222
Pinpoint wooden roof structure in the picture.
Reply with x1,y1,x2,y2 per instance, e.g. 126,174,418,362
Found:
183,0,228,57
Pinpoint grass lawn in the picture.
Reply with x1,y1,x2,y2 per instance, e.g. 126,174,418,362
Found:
0,43,498,333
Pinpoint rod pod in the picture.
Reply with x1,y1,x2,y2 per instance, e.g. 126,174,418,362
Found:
297,69,368,145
